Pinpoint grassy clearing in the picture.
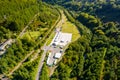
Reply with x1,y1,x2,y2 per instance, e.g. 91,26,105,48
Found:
23,31,40,39
62,15,80,41
100,60,105,80
40,28,48,31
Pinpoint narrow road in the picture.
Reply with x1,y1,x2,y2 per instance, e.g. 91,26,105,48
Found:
8,50,34,76
18,13,39,38
35,45,49,80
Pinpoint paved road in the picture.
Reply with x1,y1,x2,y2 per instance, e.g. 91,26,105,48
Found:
35,45,49,80
47,46,62,66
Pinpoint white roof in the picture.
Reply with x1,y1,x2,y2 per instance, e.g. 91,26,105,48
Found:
51,32,72,46
54,53,61,59
47,53,52,65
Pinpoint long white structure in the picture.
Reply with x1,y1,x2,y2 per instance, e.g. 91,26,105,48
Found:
51,32,72,46
47,53,55,66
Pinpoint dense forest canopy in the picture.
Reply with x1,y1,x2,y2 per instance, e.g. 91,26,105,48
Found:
43,0,120,23
0,0,59,42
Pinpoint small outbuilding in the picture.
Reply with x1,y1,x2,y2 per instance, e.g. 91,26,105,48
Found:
54,53,61,59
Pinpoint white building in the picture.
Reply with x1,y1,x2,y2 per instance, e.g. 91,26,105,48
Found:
47,53,55,66
54,53,61,59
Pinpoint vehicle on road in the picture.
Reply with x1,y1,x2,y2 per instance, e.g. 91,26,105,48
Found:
60,50,63,53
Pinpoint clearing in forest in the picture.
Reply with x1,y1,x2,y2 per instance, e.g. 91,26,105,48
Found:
61,13,80,42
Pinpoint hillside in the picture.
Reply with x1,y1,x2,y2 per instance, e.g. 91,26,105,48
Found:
43,0,120,80
0,0,59,42
0,0,59,79
0,0,120,80
43,0,120,23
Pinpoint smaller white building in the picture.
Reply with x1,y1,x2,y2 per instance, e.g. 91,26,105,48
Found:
54,53,61,59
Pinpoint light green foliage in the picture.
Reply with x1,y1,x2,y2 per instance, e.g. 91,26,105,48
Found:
39,63,49,80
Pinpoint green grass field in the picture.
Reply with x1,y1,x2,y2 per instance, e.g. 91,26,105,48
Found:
62,17,80,41
23,31,40,39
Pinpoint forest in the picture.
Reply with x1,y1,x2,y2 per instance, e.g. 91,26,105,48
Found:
0,0,120,80
0,0,59,42
0,0,59,79
43,0,120,80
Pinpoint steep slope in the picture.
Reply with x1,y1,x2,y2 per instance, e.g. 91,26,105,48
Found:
42,0,120,80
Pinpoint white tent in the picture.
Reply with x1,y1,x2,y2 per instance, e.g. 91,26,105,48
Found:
54,53,61,59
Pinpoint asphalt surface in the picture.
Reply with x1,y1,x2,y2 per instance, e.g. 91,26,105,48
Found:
35,47,49,80
47,45,63,66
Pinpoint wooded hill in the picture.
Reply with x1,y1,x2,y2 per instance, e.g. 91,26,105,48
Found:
0,0,59,79
43,0,120,23
43,0,120,80
0,0,59,42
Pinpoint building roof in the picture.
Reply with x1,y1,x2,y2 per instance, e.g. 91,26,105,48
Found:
54,53,61,59
47,53,54,66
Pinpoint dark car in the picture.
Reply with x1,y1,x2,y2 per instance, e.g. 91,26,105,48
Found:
60,50,63,53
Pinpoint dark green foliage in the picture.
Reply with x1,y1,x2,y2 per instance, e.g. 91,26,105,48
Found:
44,0,120,23
0,0,39,31
96,3,120,23
77,12,100,29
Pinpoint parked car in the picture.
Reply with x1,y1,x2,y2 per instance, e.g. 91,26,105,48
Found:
60,50,63,53
59,46,63,49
